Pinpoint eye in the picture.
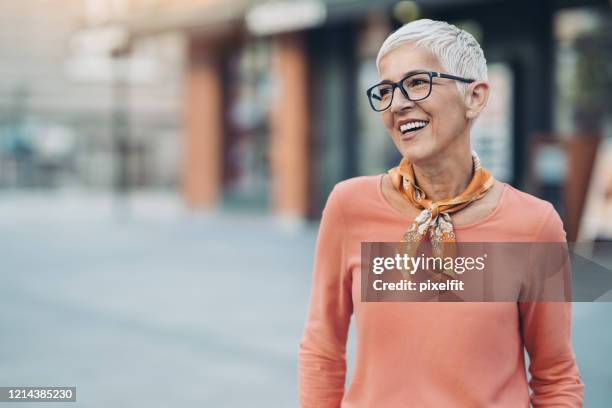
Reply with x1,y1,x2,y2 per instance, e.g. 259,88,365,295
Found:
379,88,391,96
408,79,427,87
373,85,393,100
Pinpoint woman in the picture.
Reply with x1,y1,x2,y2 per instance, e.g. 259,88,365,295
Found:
298,19,584,407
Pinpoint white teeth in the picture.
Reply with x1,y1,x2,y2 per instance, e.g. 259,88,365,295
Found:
399,121,428,132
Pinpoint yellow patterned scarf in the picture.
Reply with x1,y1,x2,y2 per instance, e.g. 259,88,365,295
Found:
388,151,495,280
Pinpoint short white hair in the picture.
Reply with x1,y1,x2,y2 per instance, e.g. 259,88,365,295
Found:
376,19,488,95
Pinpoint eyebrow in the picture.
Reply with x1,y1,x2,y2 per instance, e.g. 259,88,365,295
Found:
378,69,428,84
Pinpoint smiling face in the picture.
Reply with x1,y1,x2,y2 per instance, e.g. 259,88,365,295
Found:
378,43,472,165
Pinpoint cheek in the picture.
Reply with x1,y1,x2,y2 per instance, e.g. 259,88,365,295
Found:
428,100,465,133
381,113,395,133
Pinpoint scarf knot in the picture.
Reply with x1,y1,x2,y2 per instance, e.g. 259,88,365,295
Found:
389,151,495,280
427,202,439,218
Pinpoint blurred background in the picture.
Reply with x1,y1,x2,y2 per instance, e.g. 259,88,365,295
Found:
1,0,611,407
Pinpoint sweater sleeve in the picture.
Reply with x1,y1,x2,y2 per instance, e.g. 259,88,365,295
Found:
299,185,353,408
519,203,585,407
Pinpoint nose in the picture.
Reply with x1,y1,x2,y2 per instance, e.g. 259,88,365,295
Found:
389,86,415,113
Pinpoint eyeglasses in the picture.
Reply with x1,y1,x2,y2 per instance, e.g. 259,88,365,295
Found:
366,70,475,112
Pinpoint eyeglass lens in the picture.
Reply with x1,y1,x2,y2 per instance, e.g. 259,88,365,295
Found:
369,73,432,111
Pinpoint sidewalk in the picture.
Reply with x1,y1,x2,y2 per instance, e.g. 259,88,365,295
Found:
0,191,319,407
0,191,610,407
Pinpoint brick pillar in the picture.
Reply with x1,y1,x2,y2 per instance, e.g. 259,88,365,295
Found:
565,135,601,241
269,33,310,218
182,39,222,209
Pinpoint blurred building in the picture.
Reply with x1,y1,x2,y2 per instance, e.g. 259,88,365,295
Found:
0,0,184,190
107,0,609,226
1,0,610,239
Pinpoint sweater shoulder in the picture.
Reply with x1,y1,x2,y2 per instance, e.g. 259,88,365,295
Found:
331,174,382,204
334,174,381,194
504,184,554,214
502,184,565,241
329,174,384,219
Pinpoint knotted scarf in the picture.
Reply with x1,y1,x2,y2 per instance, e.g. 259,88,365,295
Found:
387,151,495,280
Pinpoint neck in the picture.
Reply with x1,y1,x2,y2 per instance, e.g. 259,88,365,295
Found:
411,145,474,202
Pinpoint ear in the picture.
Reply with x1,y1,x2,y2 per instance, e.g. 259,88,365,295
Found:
464,80,490,120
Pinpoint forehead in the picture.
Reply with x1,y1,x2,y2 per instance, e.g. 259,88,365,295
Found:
378,43,443,82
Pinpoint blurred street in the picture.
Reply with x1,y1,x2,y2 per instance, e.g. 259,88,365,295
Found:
0,192,610,407
0,191,320,407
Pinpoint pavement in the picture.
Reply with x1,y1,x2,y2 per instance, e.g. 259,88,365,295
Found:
0,190,610,407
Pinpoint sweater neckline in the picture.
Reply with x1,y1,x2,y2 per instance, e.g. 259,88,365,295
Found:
376,173,510,230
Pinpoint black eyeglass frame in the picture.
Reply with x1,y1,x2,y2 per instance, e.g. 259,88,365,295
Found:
366,70,475,112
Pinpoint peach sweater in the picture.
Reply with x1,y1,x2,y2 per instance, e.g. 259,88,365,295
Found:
299,174,584,407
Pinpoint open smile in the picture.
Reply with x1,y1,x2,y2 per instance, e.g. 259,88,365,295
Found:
398,120,429,140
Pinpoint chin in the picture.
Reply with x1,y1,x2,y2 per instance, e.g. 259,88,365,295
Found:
402,151,432,166
398,139,437,165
